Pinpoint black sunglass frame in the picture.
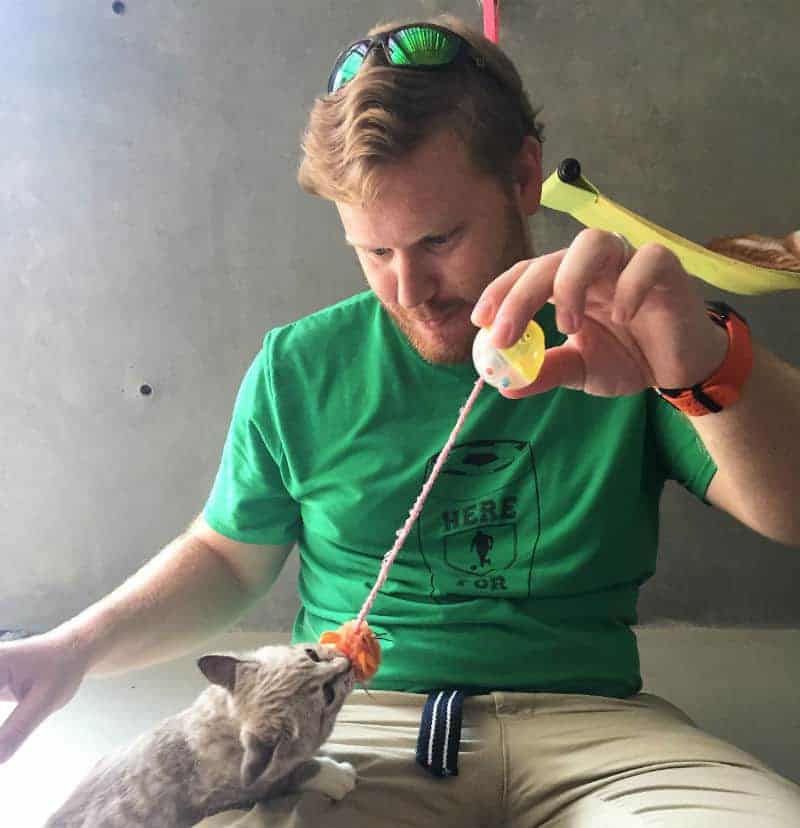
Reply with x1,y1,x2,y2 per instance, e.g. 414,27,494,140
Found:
326,23,487,95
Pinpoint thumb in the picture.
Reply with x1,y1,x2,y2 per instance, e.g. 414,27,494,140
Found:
0,683,54,763
501,343,586,398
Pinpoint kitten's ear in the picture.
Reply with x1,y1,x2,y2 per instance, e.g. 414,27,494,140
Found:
197,654,242,692
240,731,276,788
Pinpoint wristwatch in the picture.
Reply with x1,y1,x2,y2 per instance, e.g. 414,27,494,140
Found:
655,301,753,416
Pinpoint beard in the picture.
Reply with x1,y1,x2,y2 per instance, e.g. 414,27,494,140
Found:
383,204,533,365
388,301,476,364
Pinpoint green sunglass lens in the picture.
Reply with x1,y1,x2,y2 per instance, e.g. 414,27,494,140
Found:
329,43,368,92
387,26,461,67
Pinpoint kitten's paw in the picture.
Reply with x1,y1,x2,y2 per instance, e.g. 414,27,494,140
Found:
315,759,357,801
294,756,358,801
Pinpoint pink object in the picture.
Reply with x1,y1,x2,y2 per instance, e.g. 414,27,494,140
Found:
482,0,500,44
354,377,485,629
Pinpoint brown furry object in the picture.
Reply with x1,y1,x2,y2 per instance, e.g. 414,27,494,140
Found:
707,230,800,272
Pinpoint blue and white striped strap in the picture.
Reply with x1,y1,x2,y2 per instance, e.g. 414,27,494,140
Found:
415,690,465,777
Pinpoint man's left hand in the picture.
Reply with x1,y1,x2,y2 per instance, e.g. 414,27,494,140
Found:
471,228,728,398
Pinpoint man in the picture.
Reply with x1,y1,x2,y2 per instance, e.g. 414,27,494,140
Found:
2,14,800,827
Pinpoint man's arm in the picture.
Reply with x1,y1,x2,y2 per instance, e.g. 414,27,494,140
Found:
66,514,292,675
0,515,291,761
700,344,800,547
472,228,800,547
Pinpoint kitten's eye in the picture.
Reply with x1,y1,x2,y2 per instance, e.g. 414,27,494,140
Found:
323,681,336,705
305,648,321,663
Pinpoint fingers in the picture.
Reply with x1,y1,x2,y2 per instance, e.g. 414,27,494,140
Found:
472,230,693,401
471,259,530,329
551,229,629,334
611,242,685,325
472,230,656,351
0,682,53,763
472,250,567,348
553,232,690,337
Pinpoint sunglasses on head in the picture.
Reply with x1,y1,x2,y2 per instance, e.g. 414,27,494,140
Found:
326,23,489,95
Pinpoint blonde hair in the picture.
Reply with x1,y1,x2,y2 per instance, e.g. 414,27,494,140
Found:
297,14,543,204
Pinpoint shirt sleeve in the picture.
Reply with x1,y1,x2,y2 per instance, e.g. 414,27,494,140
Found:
203,337,301,544
646,389,718,502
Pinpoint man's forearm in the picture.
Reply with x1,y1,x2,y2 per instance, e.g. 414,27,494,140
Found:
697,343,800,546
54,532,260,675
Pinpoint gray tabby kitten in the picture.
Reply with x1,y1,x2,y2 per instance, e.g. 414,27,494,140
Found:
45,642,357,827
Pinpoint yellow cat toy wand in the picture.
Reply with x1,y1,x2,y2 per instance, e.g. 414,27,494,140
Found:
541,158,800,295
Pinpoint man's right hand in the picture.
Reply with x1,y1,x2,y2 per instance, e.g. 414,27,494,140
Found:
0,630,89,763
0,517,293,764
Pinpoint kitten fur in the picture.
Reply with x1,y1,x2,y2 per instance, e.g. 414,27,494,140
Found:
45,642,356,827
707,229,800,272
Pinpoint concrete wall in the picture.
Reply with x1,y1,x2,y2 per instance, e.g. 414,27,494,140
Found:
2,0,799,634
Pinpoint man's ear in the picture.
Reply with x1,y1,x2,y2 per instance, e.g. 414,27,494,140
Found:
512,135,543,216
197,654,243,692
240,731,277,788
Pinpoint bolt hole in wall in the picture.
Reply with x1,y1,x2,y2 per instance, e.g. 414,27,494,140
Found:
112,1,125,15
139,384,153,397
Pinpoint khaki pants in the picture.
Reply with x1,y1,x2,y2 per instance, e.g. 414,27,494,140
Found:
199,690,800,827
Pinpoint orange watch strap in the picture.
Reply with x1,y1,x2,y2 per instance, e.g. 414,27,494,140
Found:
656,302,753,416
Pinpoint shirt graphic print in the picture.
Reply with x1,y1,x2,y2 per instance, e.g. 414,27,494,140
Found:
414,438,541,599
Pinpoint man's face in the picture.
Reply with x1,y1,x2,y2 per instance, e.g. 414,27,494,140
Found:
337,129,539,364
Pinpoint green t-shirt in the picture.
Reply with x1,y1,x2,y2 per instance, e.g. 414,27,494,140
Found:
204,291,716,697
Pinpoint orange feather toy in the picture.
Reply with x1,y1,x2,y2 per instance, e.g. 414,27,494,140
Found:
320,620,381,683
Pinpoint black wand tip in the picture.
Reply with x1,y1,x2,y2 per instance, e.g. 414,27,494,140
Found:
558,158,582,183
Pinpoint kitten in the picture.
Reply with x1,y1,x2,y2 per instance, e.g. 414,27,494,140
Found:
45,642,357,827
707,229,800,272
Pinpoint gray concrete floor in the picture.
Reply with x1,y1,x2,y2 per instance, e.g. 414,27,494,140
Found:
2,627,798,827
